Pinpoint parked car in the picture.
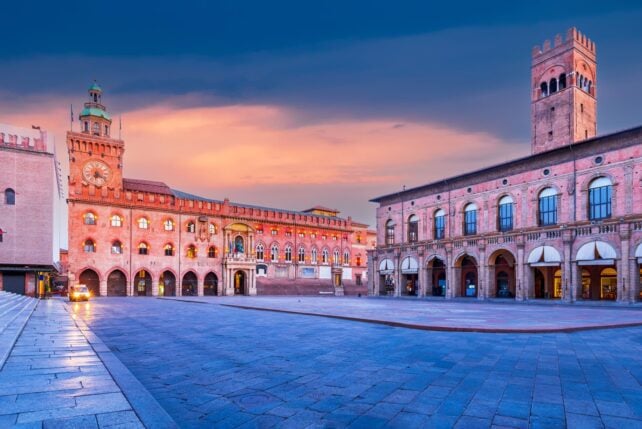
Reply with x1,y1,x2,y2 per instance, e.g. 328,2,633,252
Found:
68,284,90,302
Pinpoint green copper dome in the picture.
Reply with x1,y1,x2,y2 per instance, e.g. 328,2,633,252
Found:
89,82,102,92
80,106,111,121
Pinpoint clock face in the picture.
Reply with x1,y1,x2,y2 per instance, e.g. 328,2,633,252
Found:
82,160,112,187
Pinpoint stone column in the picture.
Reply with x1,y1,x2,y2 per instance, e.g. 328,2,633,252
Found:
479,241,487,300
631,255,640,303
562,230,573,302
197,277,204,296
570,262,579,302
151,278,159,296
177,276,183,296
516,243,525,301
394,253,401,297
446,248,454,299
128,280,134,297
99,279,107,297
619,224,631,303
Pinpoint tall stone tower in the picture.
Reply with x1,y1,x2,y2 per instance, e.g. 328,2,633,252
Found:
531,28,597,154
67,83,124,195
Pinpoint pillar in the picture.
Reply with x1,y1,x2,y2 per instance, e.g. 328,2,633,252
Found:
619,224,631,303
394,254,401,297
446,249,454,299
516,244,525,301
151,278,159,297
478,246,486,300
127,280,134,297
562,232,573,302
570,262,579,302
99,279,107,297
197,278,204,296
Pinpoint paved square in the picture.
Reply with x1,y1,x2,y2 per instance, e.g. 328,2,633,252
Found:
68,297,642,428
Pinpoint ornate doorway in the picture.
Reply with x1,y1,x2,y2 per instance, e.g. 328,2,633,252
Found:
234,270,246,295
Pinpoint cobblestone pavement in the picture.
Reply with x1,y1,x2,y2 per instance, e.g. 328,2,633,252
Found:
161,296,642,332
74,297,642,428
0,299,145,428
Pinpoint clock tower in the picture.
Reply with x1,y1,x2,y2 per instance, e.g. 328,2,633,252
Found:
67,83,124,195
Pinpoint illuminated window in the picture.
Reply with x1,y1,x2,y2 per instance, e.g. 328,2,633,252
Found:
271,244,279,262
83,239,96,253
207,246,217,258
138,242,149,255
138,218,149,229
163,219,174,231
298,247,305,262
186,221,195,233
256,244,264,261
322,248,329,264
186,245,197,258
271,229,277,236
111,240,122,254
356,256,362,266
83,212,97,225
110,214,123,227
311,248,318,264
333,249,340,265
343,250,350,265
164,244,174,256
285,245,292,262
208,223,216,234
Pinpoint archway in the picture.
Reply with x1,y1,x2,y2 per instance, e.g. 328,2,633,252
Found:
378,259,395,296
489,251,516,298
107,270,127,296
204,272,218,296
527,246,562,299
182,272,198,296
457,255,478,297
234,271,246,295
79,269,100,297
576,241,617,300
427,257,446,297
160,271,176,296
401,257,419,296
134,270,152,296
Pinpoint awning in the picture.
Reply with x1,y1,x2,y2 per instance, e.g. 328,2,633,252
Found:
379,258,394,274
576,241,617,265
527,246,561,265
635,243,642,259
401,257,419,274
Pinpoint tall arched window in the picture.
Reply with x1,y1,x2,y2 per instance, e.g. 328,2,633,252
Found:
298,247,305,263
186,221,195,233
83,239,96,253
385,220,395,245
138,242,149,255
163,219,174,231
540,82,548,97
538,188,557,226
343,250,350,265
407,214,419,243
111,240,122,254
138,217,149,229
589,177,612,220
311,248,318,264
4,188,15,205
284,245,292,262
549,77,558,93
83,212,97,225
186,244,197,258
322,248,329,264
333,249,340,265
498,195,513,232
110,214,123,227
464,203,477,236
256,244,264,261
270,244,279,262
434,209,446,240
558,73,566,90
164,243,174,256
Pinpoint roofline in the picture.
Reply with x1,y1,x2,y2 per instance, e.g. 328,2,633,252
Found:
370,124,642,203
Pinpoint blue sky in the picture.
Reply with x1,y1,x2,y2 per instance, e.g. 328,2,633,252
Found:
2,1,642,226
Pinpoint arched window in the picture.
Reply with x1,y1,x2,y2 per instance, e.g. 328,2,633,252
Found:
256,244,264,261
285,245,292,262
270,244,279,262
538,188,557,226
385,220,395,245
138,217,149,229
186,245,197,258
589,177,612,220
311,248,318,264
208,223,216,234
138,242,149,255
83,212,97,225
163,219,174,231
343,250,350,265
558,73,566,90
333,249,340,265
92,122,100,135
549,78,558,93
540,82,548,97
356,255,362,266
207,246,217,258
464,203,477,236
164,243,174,256
498,195,513,232
434,209,446,239
111,240,122,254
407,214,419,243
298,247,305,263
4,188,15,205
83,239,96,253
186,221,195,233
322,248,329,264
110,214,123,227
587,80,592,94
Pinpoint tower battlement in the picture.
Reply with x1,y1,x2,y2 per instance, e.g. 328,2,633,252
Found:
532,28,596,61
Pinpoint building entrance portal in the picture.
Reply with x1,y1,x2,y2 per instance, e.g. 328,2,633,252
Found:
134,270,152,296
234,271,246,295
79,269,100,297
107,270,127,296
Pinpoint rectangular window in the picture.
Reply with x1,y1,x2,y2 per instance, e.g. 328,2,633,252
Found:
385,227,394,245
408,222,418,243
464,210,477,236
356,274,362,286
589,186,612,220
539,196,557,226
498,203,513,232
434,216,445,240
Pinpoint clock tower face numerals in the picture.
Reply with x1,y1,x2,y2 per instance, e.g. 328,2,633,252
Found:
82,160,112,187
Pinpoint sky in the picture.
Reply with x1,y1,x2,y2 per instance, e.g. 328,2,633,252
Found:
2,1,642,229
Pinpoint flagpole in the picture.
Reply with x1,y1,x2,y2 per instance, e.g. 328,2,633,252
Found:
70,104,74,132
119,115,122,140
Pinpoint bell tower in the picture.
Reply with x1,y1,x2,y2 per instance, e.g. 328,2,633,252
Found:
531,28,597,154
67,83,124,195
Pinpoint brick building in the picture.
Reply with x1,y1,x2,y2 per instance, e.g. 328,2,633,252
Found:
0,123,64,295
369,28,642,303
67,84,375,297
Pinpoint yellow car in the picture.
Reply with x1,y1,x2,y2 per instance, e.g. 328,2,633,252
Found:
69,284,91,302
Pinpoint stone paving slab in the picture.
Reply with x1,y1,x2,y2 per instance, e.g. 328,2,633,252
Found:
0,299,177,428
74,297,642,428
163,296,642,332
